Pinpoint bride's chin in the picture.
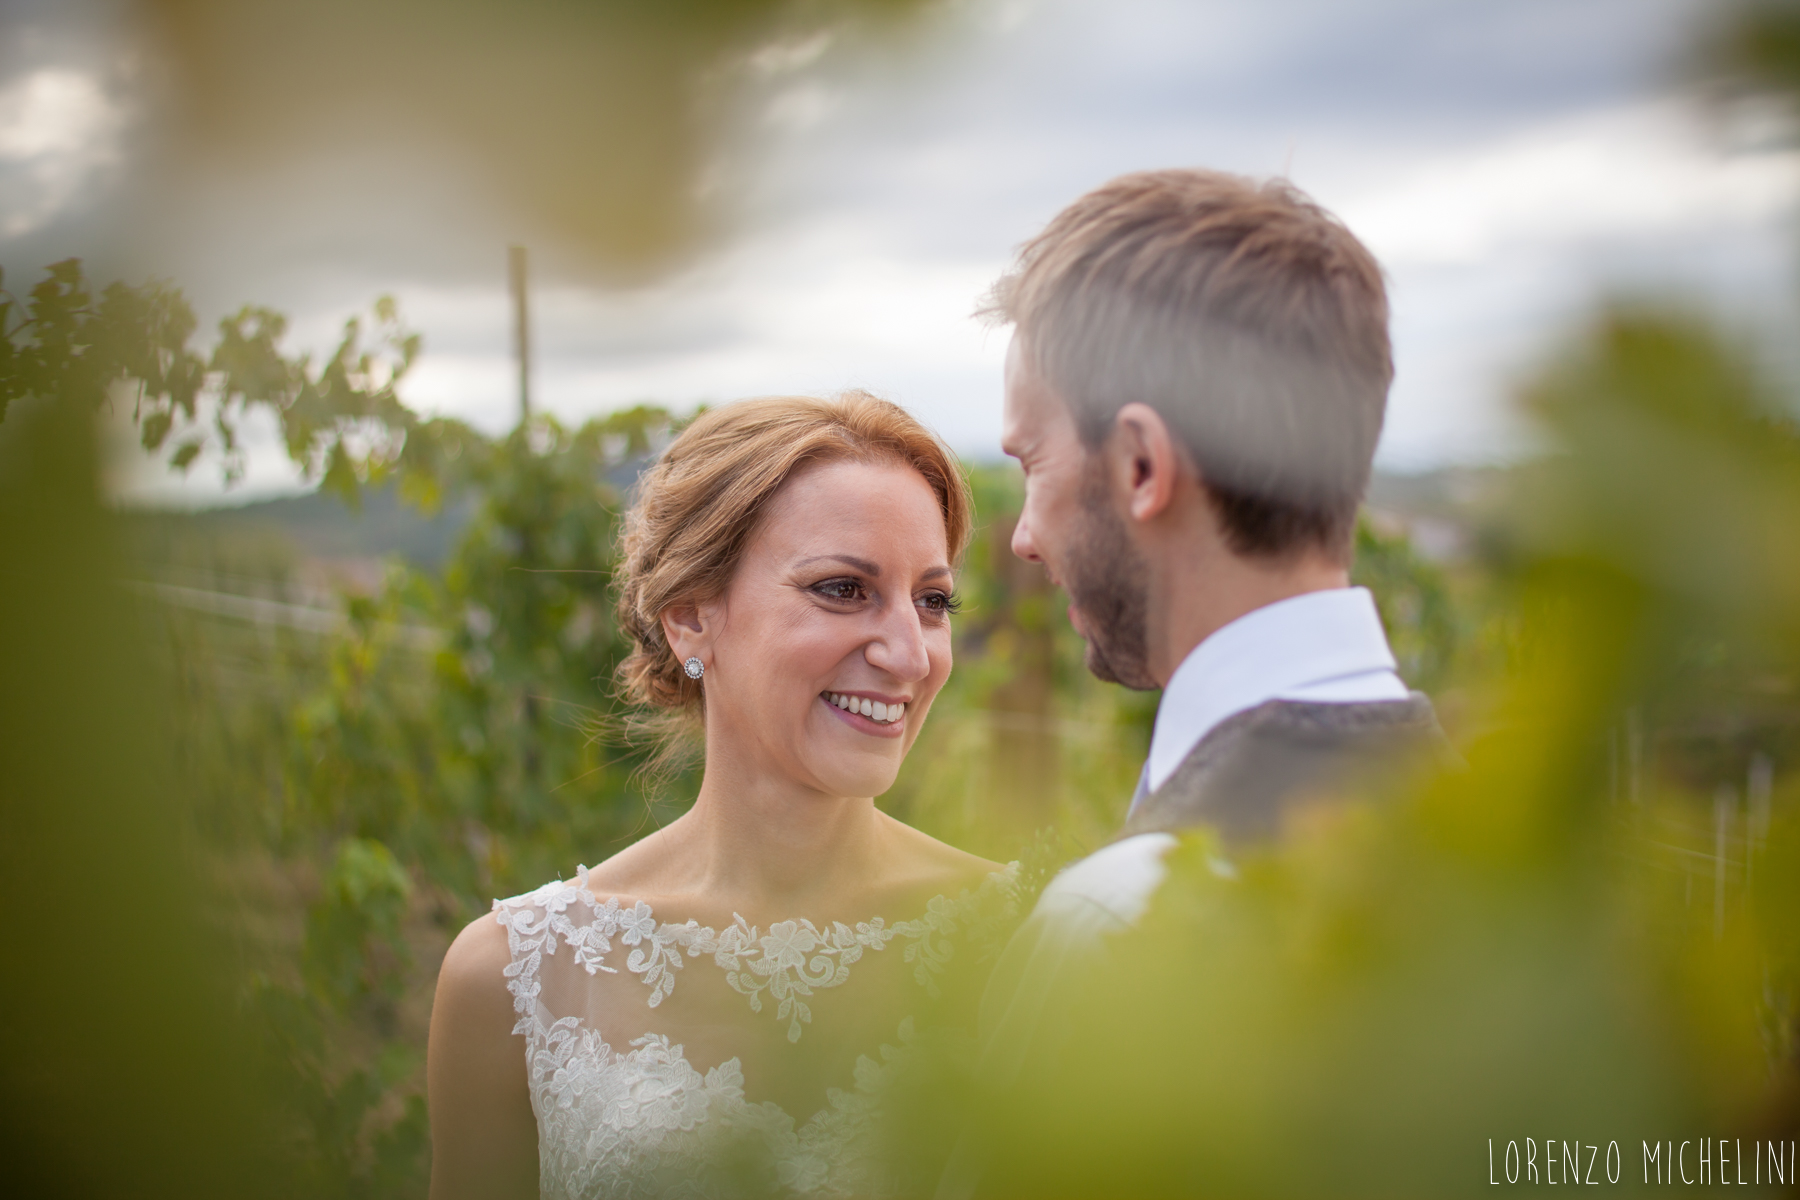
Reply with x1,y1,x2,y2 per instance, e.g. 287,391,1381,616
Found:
801,750,901,801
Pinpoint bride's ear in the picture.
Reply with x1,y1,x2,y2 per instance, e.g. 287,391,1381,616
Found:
661,600,719,669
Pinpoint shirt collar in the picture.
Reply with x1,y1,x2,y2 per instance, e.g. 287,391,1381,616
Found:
1144,587,1401,791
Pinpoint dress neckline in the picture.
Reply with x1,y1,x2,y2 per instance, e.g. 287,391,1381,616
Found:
497,864,1018,1043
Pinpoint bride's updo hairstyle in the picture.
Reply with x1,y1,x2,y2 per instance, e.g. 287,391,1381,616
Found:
615,391,970,723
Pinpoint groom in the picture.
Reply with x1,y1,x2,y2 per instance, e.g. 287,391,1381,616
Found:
937,168,1446,1195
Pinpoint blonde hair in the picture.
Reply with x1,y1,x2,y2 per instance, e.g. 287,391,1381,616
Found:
983,169,1391,563
615,391,971,725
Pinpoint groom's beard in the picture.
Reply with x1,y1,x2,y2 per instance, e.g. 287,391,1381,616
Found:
1064,466,1156,691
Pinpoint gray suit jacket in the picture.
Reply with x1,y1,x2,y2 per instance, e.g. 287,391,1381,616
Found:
1119,692,1451,846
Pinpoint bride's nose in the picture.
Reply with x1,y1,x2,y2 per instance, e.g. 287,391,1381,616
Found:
863,600,931,682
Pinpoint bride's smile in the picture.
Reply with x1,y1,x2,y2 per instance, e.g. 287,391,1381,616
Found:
820,691,908,731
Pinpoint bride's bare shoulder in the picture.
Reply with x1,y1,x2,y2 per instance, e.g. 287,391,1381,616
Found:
877,810,1011,896
435,907,514,1023
575,825,679,903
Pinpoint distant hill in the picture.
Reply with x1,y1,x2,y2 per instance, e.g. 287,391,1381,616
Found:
128,484,478,570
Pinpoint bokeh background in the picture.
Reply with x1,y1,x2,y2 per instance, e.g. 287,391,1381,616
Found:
2,0,1797,1195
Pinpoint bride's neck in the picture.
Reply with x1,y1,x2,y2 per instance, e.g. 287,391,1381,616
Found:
658,750,887,915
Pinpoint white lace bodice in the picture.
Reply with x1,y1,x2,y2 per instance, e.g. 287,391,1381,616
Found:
493,866,1019,1200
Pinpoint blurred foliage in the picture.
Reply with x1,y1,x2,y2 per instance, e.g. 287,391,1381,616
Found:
0,348,281,1196
140,0,941,276
1702,0,1800,104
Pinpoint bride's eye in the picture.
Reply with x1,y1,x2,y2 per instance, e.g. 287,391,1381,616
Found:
812,578,865,603
918,590,961,618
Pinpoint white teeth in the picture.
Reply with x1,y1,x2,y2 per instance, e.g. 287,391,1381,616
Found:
825,693,905,723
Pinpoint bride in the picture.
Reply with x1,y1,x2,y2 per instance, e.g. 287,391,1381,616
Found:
427,393,1017,1199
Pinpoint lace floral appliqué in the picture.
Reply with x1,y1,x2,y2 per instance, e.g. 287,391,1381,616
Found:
499,867,1017,1043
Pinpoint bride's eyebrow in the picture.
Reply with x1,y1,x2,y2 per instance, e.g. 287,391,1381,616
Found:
794,554,881,576
792,556,953,583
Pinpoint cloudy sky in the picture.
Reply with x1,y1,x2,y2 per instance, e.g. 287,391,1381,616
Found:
3,0,1795,504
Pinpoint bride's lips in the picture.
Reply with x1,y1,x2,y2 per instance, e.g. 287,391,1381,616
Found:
819,692,908,739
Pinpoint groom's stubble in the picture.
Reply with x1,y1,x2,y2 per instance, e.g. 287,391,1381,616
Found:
1064,455,1157,691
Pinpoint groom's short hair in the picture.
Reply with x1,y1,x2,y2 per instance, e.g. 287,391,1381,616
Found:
984,169,1392,563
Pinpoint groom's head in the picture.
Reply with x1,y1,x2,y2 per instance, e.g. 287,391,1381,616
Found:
990,169,1392,688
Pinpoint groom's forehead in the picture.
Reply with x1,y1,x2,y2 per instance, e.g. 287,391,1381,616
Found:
1003,346,1049,423
1003,364,1076,454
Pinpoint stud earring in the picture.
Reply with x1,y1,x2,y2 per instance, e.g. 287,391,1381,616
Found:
683,657,705,680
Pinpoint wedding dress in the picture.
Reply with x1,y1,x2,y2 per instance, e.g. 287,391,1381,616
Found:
493,865,1020,1199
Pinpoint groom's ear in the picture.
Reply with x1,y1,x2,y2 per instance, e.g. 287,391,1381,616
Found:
1113,402,1182,525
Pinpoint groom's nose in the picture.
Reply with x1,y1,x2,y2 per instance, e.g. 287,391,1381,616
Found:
1011,508,1042,564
